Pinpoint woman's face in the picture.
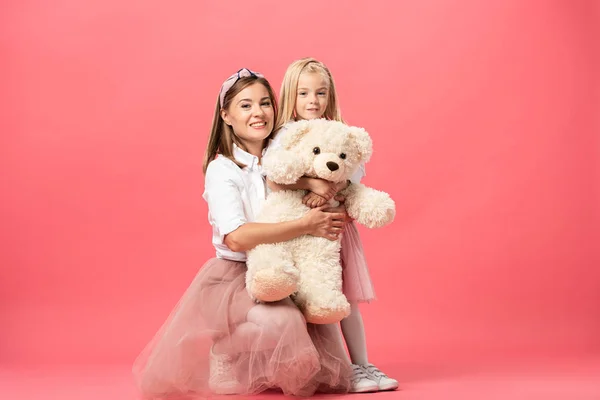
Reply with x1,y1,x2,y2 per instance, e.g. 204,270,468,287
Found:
221,83,274,146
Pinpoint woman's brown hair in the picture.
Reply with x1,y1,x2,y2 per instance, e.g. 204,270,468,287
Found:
202,75,278,174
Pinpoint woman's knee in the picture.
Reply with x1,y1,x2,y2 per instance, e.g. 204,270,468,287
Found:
246,298,305,334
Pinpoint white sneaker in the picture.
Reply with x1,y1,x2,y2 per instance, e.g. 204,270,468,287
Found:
349,364,379,393
209,346,241,395
363,363,399,391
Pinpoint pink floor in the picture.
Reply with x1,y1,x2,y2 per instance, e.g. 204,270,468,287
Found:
2,357,599,400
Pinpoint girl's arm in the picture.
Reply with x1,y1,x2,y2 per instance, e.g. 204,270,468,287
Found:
268,178,350,201
267,177,334,198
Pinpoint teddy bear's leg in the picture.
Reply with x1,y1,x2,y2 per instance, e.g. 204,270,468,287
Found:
291,238,351,324
246,243,299,302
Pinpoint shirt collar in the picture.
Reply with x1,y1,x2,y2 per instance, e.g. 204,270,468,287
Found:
233,143,266,171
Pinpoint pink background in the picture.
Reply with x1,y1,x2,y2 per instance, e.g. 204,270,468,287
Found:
1,0,599,371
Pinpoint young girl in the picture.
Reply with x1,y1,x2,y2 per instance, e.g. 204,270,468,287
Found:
267,58,399,393
132,68,352,398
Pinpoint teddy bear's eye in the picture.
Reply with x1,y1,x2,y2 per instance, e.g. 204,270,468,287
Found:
313,147,321,155
339,153,346,159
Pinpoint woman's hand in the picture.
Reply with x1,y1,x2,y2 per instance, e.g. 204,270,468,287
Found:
302,205,346,241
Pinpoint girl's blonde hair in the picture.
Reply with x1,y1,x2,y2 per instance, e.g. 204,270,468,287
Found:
202,75,278,174
275,58,343,133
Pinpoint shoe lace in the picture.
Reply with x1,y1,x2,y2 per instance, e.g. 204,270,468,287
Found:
365,364,387,379
351,365,369,383
212,353,234,377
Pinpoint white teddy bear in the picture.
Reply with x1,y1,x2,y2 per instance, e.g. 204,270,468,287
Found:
246,119,395,324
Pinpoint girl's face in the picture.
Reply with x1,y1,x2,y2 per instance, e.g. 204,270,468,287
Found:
221,83,274,146
295,72,329,120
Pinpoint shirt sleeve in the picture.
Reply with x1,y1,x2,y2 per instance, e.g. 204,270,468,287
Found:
264,125,287,159
350,163,366,184
268,131,283,151
203,159,247,242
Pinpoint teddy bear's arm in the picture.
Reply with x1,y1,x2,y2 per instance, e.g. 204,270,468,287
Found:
340,183,396,229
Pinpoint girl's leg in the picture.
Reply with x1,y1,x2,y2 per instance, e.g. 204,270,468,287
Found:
340,302,399,392
340,302,377,392
340,302,368,364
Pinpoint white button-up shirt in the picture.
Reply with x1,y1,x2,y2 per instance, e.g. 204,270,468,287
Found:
203,144,267,261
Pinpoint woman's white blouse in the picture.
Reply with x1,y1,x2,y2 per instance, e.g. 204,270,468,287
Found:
203,144,267,262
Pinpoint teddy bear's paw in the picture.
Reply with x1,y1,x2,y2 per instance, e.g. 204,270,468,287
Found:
303,306,351,325
350,191,396,229
246,244,299,302
301,296,351,325
248,267,299,303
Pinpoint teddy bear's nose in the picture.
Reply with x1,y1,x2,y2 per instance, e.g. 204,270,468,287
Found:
326,161,339,171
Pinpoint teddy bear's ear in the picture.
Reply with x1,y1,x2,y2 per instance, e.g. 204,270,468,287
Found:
280,120,312,150
262,147,309,185
348,126,373,163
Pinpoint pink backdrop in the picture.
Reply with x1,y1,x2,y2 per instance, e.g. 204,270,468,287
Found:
1,0,598,368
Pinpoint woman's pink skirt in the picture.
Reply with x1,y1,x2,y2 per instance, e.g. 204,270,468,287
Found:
132,258,351,399
340,222,376,303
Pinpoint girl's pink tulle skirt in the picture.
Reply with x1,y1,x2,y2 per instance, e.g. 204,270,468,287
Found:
133,258,351,399
341,222,376,303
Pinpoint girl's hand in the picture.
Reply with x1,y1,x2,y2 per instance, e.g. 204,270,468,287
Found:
335,180,351,193
303,192,327,208
302,205,345,241
308,178,337,201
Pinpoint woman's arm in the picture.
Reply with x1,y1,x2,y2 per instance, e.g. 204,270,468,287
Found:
224,205,346,252
205,160,345,253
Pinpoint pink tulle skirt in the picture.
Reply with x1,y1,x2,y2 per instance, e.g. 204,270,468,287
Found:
132,258,351,399
341,222,376,303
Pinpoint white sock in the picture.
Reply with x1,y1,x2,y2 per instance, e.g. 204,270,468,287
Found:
340,302,369,365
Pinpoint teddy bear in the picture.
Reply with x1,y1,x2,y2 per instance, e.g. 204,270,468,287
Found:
246,118,395,324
